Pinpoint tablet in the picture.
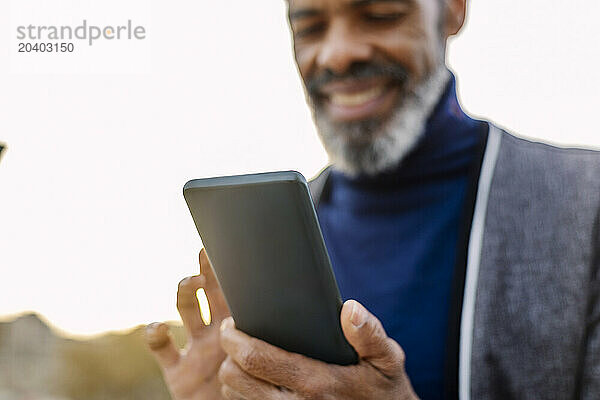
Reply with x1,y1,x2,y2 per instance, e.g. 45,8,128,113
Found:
183,171,357,365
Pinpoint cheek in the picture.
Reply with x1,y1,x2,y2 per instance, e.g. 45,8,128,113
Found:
294,44,318,82
370,29,439,84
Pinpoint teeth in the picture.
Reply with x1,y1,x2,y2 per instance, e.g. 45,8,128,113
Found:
330,85,385,107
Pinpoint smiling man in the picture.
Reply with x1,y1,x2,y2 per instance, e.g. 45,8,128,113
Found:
296,0,453,177
146,0,600,399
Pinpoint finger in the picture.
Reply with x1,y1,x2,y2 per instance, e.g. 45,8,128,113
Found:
177,274,208,338
340,300,406,378
219,317,330,393
145,322,180,369
200,249,230,321
218,356,286,400
221,385,247,400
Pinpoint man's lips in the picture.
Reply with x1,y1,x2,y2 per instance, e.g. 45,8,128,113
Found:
329,85,387,107
317,79,400,122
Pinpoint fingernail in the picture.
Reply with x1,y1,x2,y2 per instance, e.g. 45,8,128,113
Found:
179,277,192,287
350,301,366,328
220,317,234,332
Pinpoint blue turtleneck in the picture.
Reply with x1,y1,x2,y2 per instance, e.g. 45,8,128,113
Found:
317,75,487,399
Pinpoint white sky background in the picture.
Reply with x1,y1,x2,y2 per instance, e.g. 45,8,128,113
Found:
0,0,599,337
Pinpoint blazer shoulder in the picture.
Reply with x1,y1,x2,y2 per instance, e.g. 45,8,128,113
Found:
499,128,600,169
495,128,600,195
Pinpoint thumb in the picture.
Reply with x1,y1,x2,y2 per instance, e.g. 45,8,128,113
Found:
340,300,406,378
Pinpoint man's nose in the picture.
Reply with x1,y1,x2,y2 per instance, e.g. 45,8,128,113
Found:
316,21,373,75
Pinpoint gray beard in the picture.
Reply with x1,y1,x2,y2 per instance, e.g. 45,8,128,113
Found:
312,66,451,177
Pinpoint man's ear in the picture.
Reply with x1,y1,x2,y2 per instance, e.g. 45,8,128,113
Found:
443,0,467,37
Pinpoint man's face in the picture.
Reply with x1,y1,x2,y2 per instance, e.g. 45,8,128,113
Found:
288,0,455,176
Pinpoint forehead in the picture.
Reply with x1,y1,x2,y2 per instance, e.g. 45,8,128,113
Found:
288,0,415,11
288,0,341,8
287,0,424,20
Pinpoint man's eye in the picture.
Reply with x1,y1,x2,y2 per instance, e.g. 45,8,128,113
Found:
295,23,326,39
364,13,405,22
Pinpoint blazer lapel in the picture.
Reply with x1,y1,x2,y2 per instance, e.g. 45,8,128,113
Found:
459,124,503,400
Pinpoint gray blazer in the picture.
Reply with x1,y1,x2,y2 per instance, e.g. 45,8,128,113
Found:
309,125,600,399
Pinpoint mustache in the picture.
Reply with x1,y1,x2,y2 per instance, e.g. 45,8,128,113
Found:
306,62,409,97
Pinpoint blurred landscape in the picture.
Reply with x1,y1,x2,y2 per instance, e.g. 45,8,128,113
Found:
0,314,186,400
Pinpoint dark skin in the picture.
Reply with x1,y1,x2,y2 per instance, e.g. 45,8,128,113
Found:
291,0,466,124
146,1,466,398
146,250,229,400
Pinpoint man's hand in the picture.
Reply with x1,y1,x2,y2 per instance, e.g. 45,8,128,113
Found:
146,249,230,400
218,299,418,400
